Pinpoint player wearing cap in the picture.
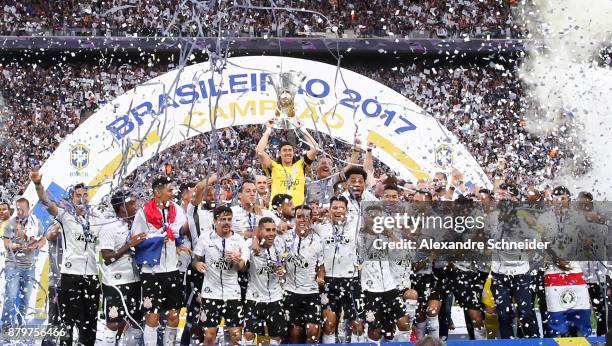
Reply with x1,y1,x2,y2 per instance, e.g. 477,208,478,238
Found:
192,206,249,345
242,217,288,345
98,191,146,346
131,177,188,346
282,205,325,343
316,196,365,343
30,170,102,346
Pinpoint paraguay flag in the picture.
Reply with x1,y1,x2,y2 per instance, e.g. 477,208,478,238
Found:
134,233,165,266
544,265,592,337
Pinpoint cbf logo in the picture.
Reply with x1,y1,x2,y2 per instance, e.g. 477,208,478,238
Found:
434,144,453,169
70,144,90,171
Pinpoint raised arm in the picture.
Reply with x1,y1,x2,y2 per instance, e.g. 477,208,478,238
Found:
364,142,375,188
30,169,58,217
192,173,218,207
256,119,275,171
342,137,362,174
297,123,320,162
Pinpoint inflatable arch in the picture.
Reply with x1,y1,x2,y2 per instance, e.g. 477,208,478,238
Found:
21,56,490,318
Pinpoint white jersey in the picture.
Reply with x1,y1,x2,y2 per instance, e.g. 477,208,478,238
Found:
56,207,103,276
181,203,213,272
231,205,275,236
131,201,187,274
315,216,359,278
341,190,378,220
390,254,412,291
361,232,396,293
194,230,250,300
245,237,287,303
282,230,324,294
99,218,139,285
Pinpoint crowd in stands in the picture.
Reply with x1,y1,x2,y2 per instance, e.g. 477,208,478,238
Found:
0,0,525,39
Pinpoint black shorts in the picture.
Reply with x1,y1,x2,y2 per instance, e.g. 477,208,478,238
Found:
283,291,322,326
140,271,184,314
200,299,243,328
243,300,287,338
321,277,362,321
432,266,483,310
363,289,404,331
102,282,142,325
411,273,439,312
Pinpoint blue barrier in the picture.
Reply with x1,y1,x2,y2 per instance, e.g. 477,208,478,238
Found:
281,337,606,346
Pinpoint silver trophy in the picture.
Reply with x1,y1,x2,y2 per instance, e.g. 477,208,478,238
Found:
268,71,306,129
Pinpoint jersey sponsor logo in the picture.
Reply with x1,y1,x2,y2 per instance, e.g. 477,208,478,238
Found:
324,235,351,245
74,232,98,244
367,249,387,260
211,258,233,270
256,261,277,275
286,253,310,268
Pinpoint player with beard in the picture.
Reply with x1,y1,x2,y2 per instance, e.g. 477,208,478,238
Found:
316,196,365,343
306,139,361,207
98,191,146,346
31,170,102,346
131,177,189,346
271,193,295,234
192,206,249,345
242,217,287,344
341,167,378,220
283,205,325,343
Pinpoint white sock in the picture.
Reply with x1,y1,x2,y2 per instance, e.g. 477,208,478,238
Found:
426,315,439,338
269,339,280,345
396,330,410,342
474,326,486,340
367,336,380,344
144,325,158,346
101,328,118,346
405,299,418,320
242,337,254,345
322,333,335,343
351,332,364,342
120,326,143,346
163,326,178,346
416,321,427,340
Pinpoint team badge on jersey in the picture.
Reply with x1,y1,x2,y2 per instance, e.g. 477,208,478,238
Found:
70,143,90,171
108,305,119,319
434,144,453,169
365,310,376,323
142,296,153,309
